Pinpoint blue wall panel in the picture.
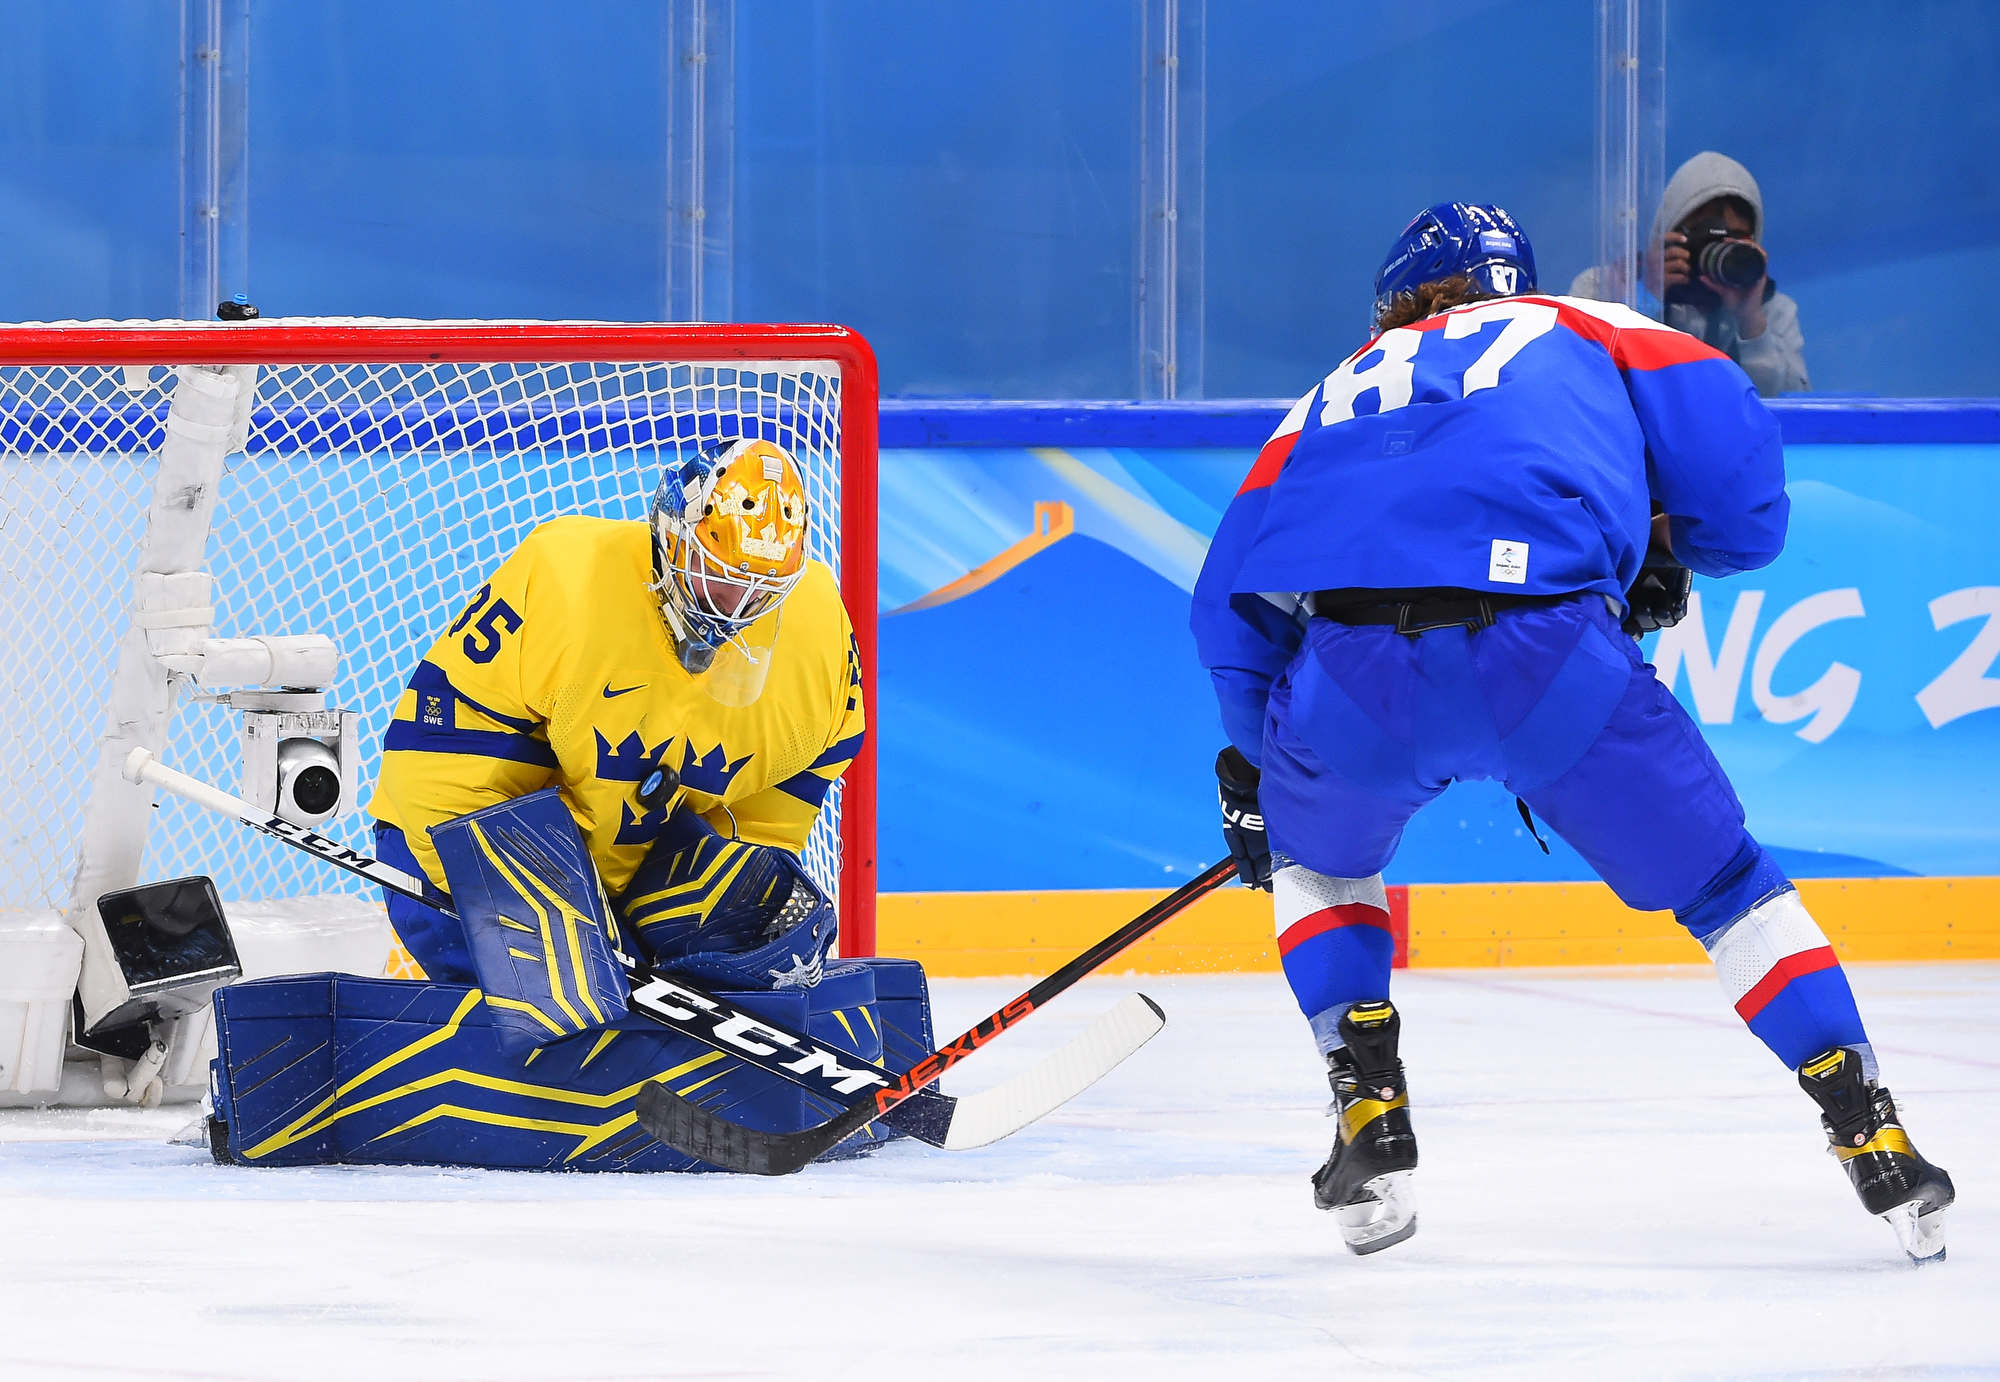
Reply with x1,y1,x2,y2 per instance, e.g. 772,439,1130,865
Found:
872,415,2000,892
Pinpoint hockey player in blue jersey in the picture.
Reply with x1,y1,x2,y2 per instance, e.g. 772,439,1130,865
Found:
1191,202,1954,1261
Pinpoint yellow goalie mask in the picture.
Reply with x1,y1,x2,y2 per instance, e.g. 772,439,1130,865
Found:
650,438,810,697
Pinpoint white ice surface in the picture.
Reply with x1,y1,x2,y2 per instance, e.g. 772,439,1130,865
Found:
2,963,1994,1381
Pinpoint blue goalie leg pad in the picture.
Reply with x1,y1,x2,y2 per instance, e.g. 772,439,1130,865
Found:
208,959,935,1172
428,788,629,1056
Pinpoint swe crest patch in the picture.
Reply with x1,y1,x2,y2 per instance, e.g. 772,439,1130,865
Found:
421,691,452,729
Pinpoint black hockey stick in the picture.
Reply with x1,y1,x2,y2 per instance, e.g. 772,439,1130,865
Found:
636,856,1236,1175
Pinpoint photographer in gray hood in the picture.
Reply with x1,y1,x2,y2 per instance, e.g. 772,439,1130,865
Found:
1572,151,1809,396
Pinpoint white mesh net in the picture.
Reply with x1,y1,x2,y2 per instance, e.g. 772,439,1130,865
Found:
0,320,852,925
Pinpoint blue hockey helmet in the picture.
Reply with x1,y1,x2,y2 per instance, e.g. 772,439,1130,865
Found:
1372,202,1537,328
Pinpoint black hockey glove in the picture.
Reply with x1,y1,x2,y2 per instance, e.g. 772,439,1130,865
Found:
1621,546,1693,637
1215,745,1274,891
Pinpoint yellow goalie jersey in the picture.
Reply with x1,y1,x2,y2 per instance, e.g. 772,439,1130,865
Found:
368,515,864,899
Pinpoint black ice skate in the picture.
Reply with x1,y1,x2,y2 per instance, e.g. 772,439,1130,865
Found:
1798,1047,1955,1265
1312,1000,1418,1255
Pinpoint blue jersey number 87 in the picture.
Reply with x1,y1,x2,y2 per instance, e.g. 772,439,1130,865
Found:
1319,299,1558,426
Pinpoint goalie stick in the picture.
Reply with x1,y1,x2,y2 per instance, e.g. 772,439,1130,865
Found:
121,748,1163,1153
636,855,1237,1175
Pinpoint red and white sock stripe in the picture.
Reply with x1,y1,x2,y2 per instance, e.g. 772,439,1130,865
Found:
1274,865,1391,956
1703,889,1839,1022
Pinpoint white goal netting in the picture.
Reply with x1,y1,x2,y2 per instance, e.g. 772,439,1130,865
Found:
0,321,858,934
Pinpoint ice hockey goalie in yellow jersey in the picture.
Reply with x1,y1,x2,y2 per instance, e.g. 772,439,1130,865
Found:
368,437,863,986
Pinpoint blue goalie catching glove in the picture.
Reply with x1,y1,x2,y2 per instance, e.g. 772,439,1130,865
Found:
618,812,836,989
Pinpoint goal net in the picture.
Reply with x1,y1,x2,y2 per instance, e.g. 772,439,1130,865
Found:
0,319,878,978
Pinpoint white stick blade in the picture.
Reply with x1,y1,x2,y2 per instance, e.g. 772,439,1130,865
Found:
940,992,1166,1150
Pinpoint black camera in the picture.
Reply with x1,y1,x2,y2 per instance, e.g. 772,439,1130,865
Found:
1686,226,1767,291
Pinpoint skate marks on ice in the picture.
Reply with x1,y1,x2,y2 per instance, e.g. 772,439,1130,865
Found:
0,966,1993,1381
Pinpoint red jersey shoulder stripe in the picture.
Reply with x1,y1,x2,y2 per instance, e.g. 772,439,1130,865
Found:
1410,293,1725,372
1541,294,1725,371
1235,388,1316,494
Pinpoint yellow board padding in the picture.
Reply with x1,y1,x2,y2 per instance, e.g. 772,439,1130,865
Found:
875,876,2000,977
1406,876,2000,967
1406,881,1700,969
876,884,1286,978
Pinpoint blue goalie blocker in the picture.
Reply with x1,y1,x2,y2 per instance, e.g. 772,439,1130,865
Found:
206,958,934,1172
428,788,630,1057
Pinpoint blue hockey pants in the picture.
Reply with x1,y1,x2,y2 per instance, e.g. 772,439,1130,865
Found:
1259,595,1867,1070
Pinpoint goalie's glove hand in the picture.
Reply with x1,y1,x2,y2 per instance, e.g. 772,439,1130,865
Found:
1621,546,1693,638
1215,745,1273,891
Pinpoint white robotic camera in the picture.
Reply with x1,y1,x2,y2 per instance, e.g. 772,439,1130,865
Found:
191,635,359,828
238,695,360,828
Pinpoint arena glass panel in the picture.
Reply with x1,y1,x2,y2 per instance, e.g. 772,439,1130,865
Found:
1200,1,1597,398
1659,0,1999,397
247,2,674,322
0,4,181,322
729,1,1144,399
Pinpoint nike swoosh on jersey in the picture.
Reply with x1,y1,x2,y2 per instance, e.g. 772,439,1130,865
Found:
603,683,645,698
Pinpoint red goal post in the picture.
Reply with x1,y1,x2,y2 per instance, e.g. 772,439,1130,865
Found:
0,319,878,961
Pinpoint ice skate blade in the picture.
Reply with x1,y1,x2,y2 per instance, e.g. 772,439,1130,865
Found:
1329,1170,1417,1256
1884,1200,1949,1266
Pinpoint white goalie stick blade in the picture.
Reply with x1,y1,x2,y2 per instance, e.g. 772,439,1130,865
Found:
938,992,1168,1149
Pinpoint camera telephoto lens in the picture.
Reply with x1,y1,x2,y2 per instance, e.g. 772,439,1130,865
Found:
292,764,342,818
1695,236,1767,291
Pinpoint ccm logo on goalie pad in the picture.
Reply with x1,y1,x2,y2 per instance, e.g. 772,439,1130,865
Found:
629,975,891,1096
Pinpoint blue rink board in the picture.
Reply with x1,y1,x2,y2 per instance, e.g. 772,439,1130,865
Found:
870,405,2000,892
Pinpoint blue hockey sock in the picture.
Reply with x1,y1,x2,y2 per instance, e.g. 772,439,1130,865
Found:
1700,886,1870,1072
1273,865,1396,1058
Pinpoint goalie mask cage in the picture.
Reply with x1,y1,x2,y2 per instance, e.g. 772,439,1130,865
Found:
0,320,878,963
